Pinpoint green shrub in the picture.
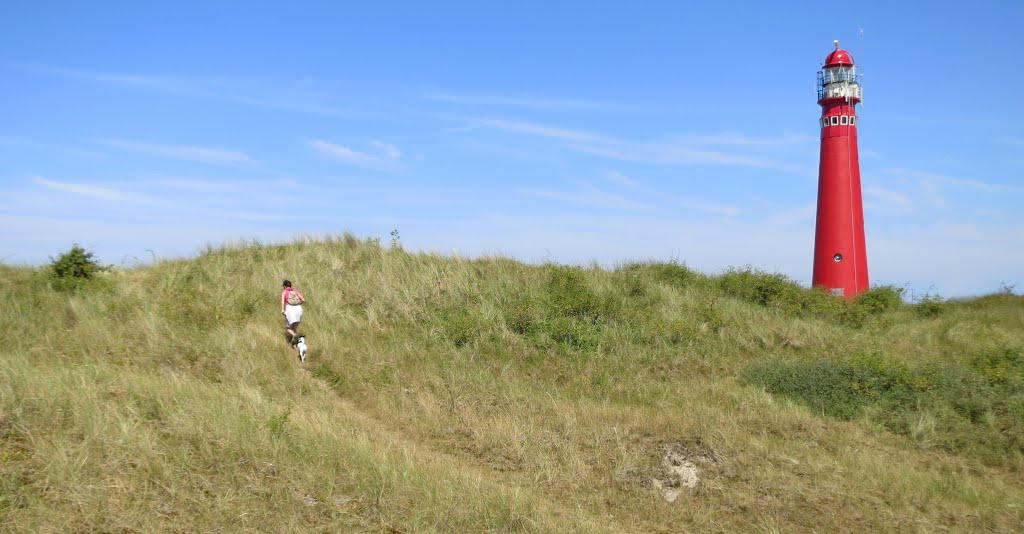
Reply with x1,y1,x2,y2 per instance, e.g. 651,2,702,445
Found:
544,266,605,321
543,316,596,348
970,347,1024,385
648,262,700,288
48,244,107,292
743,350,1024,464
915,295,947,318
801,286,850,321
742,355,905,419
718,268,805,312
716,270,903,327
502,294,537,335
853,285,905,315
436,306,482,347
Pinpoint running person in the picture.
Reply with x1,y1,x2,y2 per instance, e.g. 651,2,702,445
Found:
280,280,306,345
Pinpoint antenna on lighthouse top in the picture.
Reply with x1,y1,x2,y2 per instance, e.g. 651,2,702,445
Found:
834,40,840,50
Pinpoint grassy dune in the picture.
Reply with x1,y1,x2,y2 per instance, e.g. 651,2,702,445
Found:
2,235,1022,532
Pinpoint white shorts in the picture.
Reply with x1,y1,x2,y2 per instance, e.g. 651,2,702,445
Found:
284,304,303,326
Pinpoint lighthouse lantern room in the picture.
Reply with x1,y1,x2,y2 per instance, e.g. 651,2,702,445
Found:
812,40,869,298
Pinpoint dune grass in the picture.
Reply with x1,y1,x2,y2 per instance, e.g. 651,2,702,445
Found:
2,235,1023,532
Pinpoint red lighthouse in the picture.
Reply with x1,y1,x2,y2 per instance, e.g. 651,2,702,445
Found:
812,40,868,298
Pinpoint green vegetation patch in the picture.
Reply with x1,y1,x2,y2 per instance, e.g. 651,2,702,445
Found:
717,267,906,326
743,349,1024,465
48,244,110,292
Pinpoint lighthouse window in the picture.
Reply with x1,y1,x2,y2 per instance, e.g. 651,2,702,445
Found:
840,116,848,125
833,253,843,262
850,117,856,125
830,116,839,126
821,118,828,128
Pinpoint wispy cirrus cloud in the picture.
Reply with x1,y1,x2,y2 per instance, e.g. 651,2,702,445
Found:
995,136,1024,147
95,138,255,167
572,141,814,176
12,63,356,117
424,92,633,112
308,139,404,171
519,185,649,211
12,63,176,89
882,167,1024,193
368,140,403,159
474,119,616,144
860,148,884,160
0,135,109,159
865,185,914,212
680,132,817,146
605,170,641,189
31,175,149,202
678,199,741,217
605,170,742,217
153,178,237,193
464,117,813,176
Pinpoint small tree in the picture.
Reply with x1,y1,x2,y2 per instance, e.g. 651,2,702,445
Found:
50,244,106,291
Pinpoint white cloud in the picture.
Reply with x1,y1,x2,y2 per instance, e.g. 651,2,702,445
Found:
681,132,817,146
766,204,816,226
882,167,1024,193
678,199,741,217
476,119,616,144
368,140,404,159
95,139,255,167
519,186,649,211
606,171,640,189
860,148,884,160
310,141,371,162
30,176,149,203
154,178,235,193
865,185,914,211
995,136,1024,147
15,63,356,117
465,117,813,176
918,178,946,209
308,139,403,170
574,141,814,176
424,92,631,111
869,222,1024,297
14,63,176,90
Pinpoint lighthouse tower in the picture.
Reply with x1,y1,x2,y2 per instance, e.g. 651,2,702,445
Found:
812,40,868,298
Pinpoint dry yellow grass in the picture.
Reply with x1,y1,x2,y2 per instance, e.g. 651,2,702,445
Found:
2,235,1022,532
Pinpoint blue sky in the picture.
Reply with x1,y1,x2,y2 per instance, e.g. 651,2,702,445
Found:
2,1,1021,298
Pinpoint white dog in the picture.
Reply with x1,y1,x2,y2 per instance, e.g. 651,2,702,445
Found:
295,336,308,363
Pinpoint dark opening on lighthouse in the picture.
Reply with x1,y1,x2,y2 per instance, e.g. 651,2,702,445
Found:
833,253,843,263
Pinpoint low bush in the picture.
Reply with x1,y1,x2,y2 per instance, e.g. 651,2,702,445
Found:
915,295,947,318
544,266,606,321
645,261,701,288
437,306,482,347
717,269,906,327
48,244,108,292
743,349,1024,464
853,285,904,315
718,268,803,309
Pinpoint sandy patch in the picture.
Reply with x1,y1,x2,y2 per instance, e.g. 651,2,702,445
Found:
650,443,717,503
